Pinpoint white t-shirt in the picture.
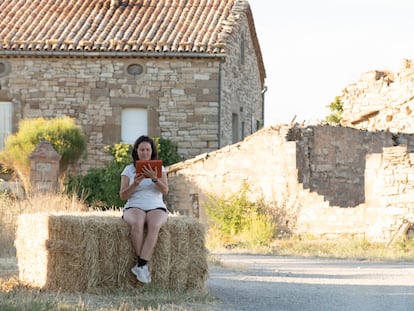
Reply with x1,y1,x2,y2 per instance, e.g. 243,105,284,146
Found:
121,163,167,211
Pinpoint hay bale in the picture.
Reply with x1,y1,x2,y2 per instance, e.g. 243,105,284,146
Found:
151,224,171,285
168,216,190,289
15,211,208,292
185,217,209,289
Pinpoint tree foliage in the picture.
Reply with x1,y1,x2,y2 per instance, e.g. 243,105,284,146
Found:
326,96,343,125
0,117,86,191
154,137,182,166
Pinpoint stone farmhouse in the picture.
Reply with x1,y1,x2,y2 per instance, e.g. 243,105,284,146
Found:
0,0,266,173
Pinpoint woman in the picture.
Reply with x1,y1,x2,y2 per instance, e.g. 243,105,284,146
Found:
120,135,169,284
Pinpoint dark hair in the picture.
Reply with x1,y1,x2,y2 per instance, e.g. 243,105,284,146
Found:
131,135,158,163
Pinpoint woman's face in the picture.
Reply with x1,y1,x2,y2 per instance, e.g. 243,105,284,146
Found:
137,141,152,160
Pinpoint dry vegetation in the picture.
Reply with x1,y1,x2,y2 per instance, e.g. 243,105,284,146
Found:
1,191,413,310
0,192,215,311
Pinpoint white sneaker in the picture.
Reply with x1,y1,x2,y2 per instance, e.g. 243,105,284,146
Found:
131,264,151,283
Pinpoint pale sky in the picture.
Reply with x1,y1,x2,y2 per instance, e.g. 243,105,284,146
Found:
249,0,414,126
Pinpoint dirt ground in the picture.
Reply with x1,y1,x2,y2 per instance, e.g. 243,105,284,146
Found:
0,257,17,279
3,255,414,311
207,253,414,311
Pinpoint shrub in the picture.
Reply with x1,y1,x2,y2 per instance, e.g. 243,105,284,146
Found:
65,161,125,209
66,143,128,209
154,137,181,166
104,142,131,166
204,185,276,248
0,117,86,191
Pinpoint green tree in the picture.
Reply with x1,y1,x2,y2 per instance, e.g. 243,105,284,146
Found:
0,117,86,191
326,96,343,125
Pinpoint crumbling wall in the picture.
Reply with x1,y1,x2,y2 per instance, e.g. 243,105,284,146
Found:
341,59,414,133
166,125,300,227
166,124,414,241
294,126,395,207
296,145,414,241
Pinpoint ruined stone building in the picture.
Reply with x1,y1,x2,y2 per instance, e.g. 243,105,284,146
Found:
167,124,414,242
341,59,414,134
167,59,414,242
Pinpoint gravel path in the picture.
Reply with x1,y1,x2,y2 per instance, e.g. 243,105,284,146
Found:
206,254,414,311
3,255,414,310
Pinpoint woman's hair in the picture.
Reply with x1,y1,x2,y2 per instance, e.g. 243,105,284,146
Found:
131,135,158,163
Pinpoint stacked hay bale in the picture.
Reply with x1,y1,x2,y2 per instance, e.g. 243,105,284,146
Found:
15,211,208,292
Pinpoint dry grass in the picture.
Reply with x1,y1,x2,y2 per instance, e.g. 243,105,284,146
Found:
0,272,215,311
0,191,88,257
207,235,414,262
272,237,414,261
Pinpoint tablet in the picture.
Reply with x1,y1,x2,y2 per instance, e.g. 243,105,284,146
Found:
135,160,163,178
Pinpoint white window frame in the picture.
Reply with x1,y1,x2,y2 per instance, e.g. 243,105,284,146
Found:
121,107,148,144
0,101,12,150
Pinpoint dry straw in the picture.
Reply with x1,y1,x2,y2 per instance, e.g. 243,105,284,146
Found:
15,211,208,293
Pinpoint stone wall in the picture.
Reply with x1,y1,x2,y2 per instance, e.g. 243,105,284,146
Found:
166,124,414,242
219,11,264,144
341,59,414,133
167,125,297,221
0,58,218,173
297,144,414,241
0,54,262,174
29,139,61,193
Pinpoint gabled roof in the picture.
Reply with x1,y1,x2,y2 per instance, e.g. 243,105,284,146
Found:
0,0,265,82
2,0,225,53
0,0,265,83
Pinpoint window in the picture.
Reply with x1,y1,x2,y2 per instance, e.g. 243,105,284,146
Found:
121,108,147,144
232,113,239,143
240,32,245,65
0,60,10,77
126,64,144,77
0,102,12,150
256,120,261,131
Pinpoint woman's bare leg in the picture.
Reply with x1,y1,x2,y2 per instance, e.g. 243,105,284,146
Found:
139,209,168,260
122,208,147,258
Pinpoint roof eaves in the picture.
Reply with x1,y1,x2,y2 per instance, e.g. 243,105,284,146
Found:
0,50,227,59
244,4,266,87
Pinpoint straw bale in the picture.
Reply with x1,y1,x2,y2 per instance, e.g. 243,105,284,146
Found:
168,216,190,290
151,224,171,285
185,217,209,289
15,211,208,293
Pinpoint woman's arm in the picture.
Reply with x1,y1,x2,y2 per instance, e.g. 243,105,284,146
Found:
119,174,144,200
152,171,169,195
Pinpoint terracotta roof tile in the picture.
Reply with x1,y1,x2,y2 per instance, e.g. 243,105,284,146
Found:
0,0,248,55
0,0,265,84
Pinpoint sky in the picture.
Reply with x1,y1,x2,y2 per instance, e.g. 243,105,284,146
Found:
248,0,414,126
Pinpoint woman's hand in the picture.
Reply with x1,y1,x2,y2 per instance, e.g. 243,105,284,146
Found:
142,164,158,180
133,173,145,185
120,174,145,201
